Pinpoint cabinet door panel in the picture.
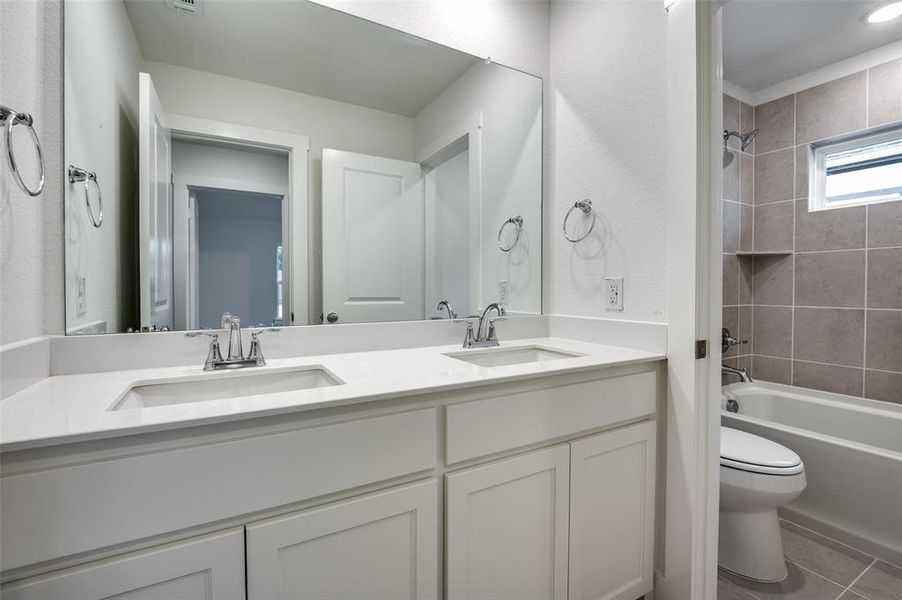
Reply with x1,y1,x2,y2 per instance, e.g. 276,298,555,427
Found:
246,480,438,600
569,421,656,600
446,445,570,600
1,528,244,600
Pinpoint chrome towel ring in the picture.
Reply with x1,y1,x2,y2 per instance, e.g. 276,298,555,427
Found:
1,104,45,197
563,199,596,243
69,165,103,228
497,215,524,252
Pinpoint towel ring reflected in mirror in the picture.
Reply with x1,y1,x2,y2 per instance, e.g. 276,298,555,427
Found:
68,165,103,228
1,104,45,197
497,215,524,252
563,199,596,243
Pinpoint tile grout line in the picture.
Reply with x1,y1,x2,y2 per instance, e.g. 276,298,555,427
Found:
785,557,859,594
751,304,902,312
836,559,877,600
780,518,883,564
790,94,797,387
863,204,869,395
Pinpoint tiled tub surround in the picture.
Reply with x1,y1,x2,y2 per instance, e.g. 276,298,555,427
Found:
722,58,902,403
722,94,755,378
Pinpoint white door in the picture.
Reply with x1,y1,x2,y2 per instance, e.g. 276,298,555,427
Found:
322,149,423,324
569,422,657,600
138,72,173,330
246,480,438,599
1,528,244,599
446,445,570,600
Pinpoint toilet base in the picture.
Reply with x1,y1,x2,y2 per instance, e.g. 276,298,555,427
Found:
719,507,788,582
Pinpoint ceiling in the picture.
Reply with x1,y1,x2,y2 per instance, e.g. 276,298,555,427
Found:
724,0,902,92
123,0,479,117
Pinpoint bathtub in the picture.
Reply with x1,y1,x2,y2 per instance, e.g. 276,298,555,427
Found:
721,381,902,565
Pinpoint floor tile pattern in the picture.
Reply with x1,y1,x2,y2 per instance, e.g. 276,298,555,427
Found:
718,520,902,600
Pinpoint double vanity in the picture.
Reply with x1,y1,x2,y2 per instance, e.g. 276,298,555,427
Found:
0,326,663,599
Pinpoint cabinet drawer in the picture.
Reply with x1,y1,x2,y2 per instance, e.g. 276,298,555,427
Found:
445,368,656,464
1,528,245,600
2,408,437,571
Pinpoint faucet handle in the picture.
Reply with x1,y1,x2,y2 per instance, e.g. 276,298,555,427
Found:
247,328,278,366
453,318,476,348
185,329,217,338
250,327,281,337
186,331,223,371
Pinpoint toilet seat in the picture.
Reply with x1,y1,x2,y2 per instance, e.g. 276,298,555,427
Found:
720,427,804,476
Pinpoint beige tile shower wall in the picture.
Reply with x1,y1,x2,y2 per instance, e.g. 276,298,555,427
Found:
722,95,755,380
726,58,902,404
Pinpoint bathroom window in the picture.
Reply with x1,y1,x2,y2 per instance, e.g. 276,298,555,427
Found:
809,126,902,211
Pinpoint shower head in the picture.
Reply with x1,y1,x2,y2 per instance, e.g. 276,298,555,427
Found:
723,128,759,152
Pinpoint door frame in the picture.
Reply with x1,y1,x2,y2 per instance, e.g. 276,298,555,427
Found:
418,111,483,316
658,1,722,599
165,113,310,326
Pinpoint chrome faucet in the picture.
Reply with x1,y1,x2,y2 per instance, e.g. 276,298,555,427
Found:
186,313,279,371
458,303,506,348
722,364,753,383
721,327,752,383
436,300,457,319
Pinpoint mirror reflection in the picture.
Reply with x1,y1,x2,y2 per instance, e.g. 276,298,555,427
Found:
64,0,542,334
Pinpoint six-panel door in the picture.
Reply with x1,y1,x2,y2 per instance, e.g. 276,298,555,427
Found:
1,528,245,600
246,479,439,599
569,421,657,600
445,444,571,600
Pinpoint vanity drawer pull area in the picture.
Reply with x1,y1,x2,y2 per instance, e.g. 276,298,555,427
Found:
445,367,657,464
1,408,437,571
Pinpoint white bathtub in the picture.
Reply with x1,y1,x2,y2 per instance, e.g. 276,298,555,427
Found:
721,381,902,565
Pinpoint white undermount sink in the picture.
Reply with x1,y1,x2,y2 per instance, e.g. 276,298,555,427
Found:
110,366,343,411
444,345,584,368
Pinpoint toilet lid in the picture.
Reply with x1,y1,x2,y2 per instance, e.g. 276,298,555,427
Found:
720,427,803,475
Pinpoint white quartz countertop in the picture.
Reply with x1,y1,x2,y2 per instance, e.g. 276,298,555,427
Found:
0,337,664,452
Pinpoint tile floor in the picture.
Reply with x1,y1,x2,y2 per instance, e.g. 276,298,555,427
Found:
718,519,902,600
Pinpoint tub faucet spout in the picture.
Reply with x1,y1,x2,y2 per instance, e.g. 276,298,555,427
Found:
722,364,753,383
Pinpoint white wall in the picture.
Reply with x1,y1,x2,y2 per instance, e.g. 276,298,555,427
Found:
64,0,142,334
0,0,63,346
145,61,415,324
548,0,668,323
415,62,543,315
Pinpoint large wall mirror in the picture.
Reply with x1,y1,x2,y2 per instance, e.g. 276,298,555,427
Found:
64,0,542,334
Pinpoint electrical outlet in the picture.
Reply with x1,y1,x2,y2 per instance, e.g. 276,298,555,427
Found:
499,279,509,304
76,277,87,316
604,277,623,311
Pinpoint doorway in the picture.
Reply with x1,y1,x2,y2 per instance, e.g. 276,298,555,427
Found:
424,138,472,319
171,139,290,329
188,188,285,329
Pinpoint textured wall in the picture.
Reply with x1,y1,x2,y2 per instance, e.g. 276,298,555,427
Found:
547,0,668,322
64,0,143,335
723,58,902,403
0,0,63,345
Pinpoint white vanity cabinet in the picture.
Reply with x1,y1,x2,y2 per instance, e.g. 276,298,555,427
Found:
568,421,657,600
246,479,439,599
0,528,245,600
0,361,662,598
446,421,657,600
446,445,571,600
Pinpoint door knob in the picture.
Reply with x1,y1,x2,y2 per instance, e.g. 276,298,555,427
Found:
327,312,339,323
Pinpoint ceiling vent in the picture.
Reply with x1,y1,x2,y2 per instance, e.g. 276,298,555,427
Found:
167,0,203,15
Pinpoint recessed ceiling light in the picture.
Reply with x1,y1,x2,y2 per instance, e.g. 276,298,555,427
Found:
867,1,902,23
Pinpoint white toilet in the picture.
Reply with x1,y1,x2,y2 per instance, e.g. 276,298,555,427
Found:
719,427,807,582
